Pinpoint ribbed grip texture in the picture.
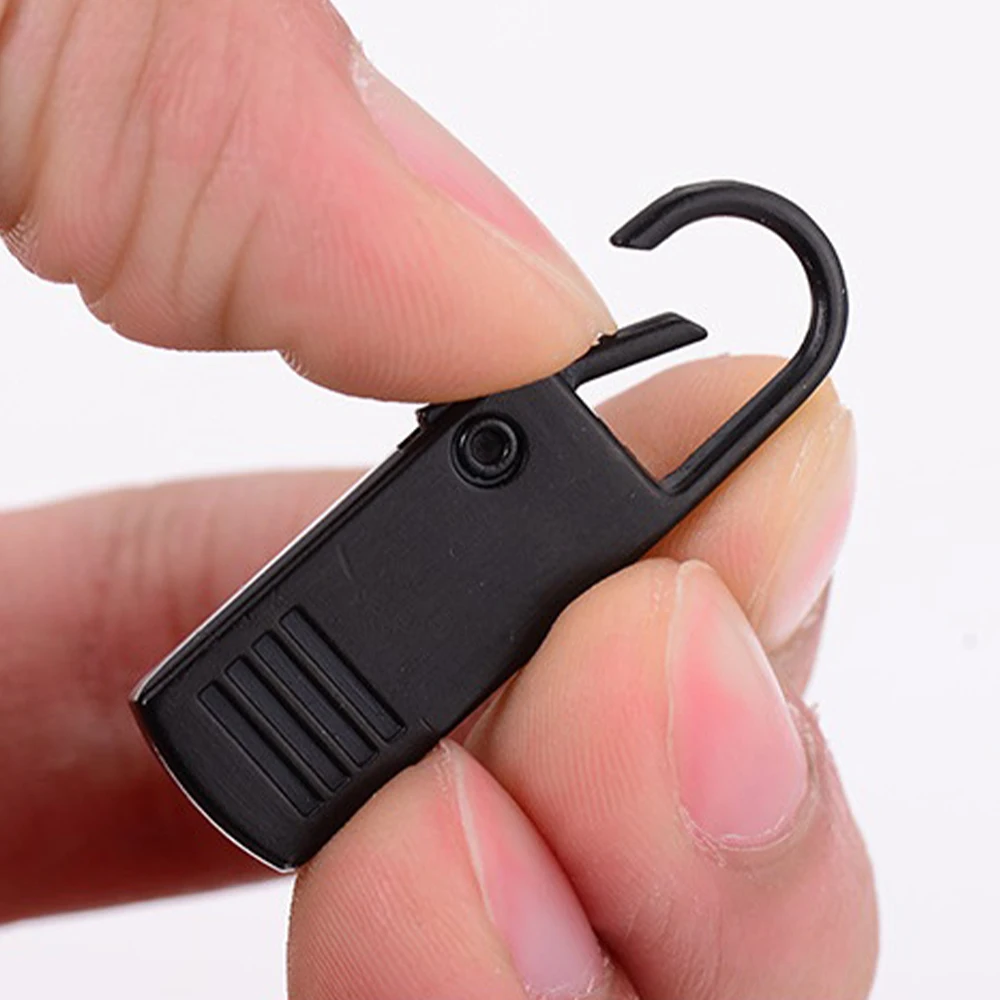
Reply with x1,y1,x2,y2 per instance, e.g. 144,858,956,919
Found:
199,607,403,816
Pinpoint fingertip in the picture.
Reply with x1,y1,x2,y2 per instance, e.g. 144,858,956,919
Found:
746,402,855,649
290,741,613,1000
347,42,612,342
467,553,878,1000
0,0,611,401
442,742,609,1000
600,356,854,665
667,560,810,848
289,749,499,998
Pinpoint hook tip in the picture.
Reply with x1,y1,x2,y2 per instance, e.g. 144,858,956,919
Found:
609,225,654,251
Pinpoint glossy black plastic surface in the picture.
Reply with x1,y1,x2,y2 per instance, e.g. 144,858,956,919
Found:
132,181,848,870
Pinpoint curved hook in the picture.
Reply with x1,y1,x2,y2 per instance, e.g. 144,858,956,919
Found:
609,180,847,510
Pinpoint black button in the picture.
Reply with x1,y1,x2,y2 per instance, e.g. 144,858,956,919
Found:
453,416,523,486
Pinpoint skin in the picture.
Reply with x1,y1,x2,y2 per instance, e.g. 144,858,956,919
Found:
0,2,877,998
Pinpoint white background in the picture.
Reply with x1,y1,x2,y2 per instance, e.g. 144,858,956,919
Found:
2,0,998,996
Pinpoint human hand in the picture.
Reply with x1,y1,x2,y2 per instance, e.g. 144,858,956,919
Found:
0,3,876,997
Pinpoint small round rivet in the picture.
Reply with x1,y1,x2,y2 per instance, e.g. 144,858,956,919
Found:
454,416,523,486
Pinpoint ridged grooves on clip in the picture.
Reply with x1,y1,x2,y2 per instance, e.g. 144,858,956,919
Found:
281,608,403,742
198,607,403,815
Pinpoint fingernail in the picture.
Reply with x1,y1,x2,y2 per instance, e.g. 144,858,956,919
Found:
753,408,857,650
349,46,610,324
447,743,607,999
668,562,809,847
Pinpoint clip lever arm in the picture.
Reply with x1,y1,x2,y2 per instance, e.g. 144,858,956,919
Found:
561,312,708,389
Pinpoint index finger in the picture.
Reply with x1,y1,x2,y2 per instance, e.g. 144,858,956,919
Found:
0,0,609,400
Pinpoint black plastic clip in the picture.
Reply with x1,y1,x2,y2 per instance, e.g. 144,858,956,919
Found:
133,180,847,870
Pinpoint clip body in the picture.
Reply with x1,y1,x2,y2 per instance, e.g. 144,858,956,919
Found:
133,181,847,870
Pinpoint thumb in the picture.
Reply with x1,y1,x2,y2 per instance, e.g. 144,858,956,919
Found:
0,0,610,399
